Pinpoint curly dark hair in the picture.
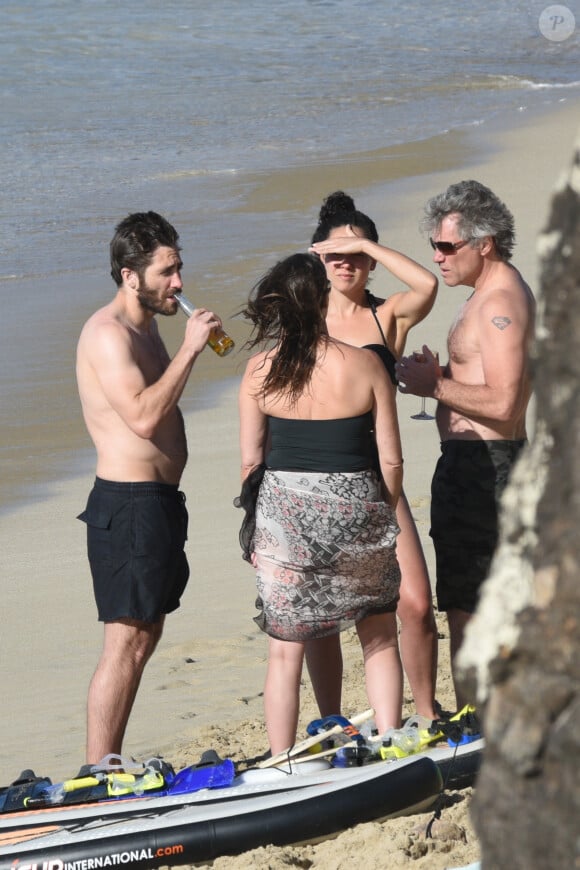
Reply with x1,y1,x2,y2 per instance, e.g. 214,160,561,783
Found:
311,190,379,244
241,253,330,405
110,211,181,286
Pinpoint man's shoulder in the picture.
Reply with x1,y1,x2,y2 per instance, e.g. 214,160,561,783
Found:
492,262,531,293
477,265,533,309
78,302,131,359
84,298,130,333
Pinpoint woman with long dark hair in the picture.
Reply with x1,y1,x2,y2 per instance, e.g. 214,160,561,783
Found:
238,252,404,754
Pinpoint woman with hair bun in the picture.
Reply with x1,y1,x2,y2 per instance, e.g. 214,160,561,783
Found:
238,252,404,754
309,191,439,721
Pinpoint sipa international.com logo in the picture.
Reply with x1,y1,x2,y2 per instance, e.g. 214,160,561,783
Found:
9,841,185,869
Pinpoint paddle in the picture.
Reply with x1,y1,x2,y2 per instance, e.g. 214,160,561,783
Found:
288,740,359,763
258,709,374,769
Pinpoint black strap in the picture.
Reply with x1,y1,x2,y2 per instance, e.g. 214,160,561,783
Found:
424,708,482,838
365,290,389,348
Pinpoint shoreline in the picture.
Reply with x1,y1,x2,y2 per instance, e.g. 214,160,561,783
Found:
3,97,579,520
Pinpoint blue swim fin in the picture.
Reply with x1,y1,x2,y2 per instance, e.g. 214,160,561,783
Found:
164,750,235,795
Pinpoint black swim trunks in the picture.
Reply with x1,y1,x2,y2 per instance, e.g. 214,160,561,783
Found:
78,478,190,623
430,439,525,614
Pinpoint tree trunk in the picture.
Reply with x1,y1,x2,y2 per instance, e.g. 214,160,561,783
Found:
456,132,580,869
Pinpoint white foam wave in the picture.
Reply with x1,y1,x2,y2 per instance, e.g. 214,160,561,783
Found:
464,75,580,91
524,80,580,90
151,167,240,181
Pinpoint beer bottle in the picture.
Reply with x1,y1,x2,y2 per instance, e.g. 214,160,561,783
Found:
175,294,235,357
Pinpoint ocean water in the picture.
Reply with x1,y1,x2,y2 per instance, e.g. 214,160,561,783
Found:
1,0,579,510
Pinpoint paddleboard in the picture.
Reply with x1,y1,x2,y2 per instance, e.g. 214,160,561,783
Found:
0,738,483,869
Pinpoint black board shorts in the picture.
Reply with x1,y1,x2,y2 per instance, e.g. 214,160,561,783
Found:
430,439,525,614
78,478,190,623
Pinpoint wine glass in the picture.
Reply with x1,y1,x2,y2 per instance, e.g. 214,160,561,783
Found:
411,397,434,420
407,349,437,420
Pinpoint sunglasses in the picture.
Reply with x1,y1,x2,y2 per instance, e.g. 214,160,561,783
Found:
429,238,471,255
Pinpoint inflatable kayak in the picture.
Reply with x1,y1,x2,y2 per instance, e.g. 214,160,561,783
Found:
0,736,483,869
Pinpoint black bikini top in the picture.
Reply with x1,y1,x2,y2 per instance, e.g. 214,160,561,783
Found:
363,291,398,386
266,412,376,473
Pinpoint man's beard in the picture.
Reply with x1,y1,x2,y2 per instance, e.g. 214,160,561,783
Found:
137,281,173,316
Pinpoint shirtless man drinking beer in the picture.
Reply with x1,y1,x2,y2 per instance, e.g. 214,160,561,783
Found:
76,211,223,763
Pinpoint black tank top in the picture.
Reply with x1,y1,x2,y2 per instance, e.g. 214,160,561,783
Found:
363,290,398,386
266,412,376,472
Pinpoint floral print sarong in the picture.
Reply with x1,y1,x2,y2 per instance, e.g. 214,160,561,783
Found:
253,469,401,641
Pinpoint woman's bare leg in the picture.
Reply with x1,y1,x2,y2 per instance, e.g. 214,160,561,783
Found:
396,492,438,719
356,612,403,733
264,637,305,755
305,634,343,717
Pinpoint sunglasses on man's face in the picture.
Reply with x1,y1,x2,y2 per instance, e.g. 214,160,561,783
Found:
429,238,471,255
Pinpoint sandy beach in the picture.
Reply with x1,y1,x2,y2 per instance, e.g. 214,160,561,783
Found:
2,98,579,869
